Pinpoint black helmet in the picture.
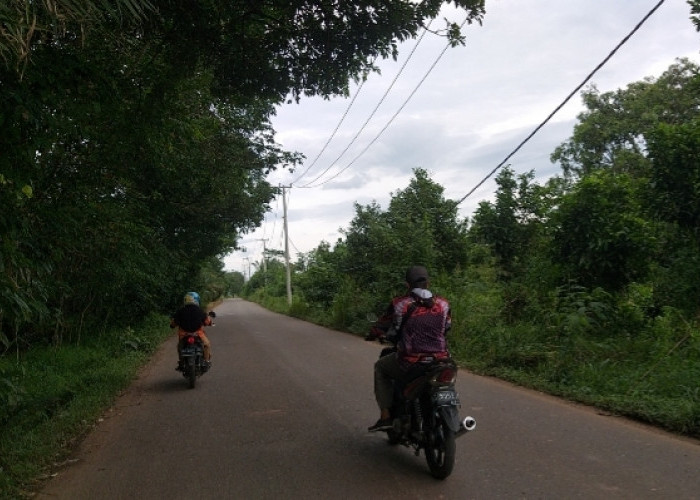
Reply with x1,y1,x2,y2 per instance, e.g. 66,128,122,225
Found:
405,266,429,288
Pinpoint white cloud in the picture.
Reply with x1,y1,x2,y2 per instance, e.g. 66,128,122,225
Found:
225,0,700,273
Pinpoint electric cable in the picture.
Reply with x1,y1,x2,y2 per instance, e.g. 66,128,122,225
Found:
289,236,301,255
298,23,433,188
289,64,373,186
301,15,470,189
455,0,667,205
232,0,666,269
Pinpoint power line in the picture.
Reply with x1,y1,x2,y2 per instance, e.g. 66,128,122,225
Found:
290,0,433,186
267,190,281,246
239,1,667,268
290,1,435,186
289,63,373,186
298,23,433,188
455,0,667,206
289,236,301,255
301,16,471,189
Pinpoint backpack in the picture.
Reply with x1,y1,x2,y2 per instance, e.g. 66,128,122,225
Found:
395,288,435,339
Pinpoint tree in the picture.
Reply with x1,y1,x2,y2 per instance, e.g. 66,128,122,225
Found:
470,168,521,272
244,258,288,298
469,167,560,275
141,1,484,103
643,119,700,315
1,1,485,101
0,0,488,346
551,59,700,180
550,171,654,290
295,241,348,308
0,0,155,71
690,0,700,32
342,201,392,291
288,169,472,325
386,168,469,273
647,120,700,236
340,168,470,295
548,55,700,310
224,271,245,297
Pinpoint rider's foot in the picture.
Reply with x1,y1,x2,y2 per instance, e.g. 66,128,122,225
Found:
368,418,392,432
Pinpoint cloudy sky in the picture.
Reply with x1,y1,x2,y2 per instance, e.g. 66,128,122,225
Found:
225,0,700,276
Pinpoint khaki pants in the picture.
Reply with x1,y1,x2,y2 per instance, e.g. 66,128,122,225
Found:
373,352,406,410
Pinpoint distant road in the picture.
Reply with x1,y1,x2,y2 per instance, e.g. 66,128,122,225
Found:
40,299,700,499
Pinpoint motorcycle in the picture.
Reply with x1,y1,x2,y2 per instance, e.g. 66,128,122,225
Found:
369,323,476,479
177,311,215,389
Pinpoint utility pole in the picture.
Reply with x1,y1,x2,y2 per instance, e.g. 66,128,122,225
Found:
281,185,292,305
254,238,269,273
243,257,251,282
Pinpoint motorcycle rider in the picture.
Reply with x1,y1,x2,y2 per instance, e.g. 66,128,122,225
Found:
171,291,213,369
366,266,452,432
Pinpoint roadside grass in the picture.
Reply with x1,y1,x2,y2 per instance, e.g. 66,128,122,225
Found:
10,291,693,500
0,314,172,499
456,318,700,438
246,284,700,439
6,294,695,499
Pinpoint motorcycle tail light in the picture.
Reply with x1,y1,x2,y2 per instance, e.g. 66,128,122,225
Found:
434,368,456,384
186,336,196,345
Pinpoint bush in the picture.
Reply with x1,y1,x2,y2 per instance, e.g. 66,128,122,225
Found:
0,314,171,498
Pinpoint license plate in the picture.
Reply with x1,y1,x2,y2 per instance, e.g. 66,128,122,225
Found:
433,390,459,405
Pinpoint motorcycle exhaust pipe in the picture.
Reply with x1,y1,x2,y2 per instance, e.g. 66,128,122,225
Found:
455,416,476,438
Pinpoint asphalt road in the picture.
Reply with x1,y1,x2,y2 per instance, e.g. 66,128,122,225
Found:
39,298,700,499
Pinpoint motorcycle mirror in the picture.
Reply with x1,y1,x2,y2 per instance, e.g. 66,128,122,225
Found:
208,311,217,318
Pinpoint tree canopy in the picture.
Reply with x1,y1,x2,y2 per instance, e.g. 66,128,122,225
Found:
245,51,700,332
551,59,700,180
0,0,486,348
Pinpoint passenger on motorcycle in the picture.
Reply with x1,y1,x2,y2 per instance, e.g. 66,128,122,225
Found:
171,291,213,368
366,266,452,432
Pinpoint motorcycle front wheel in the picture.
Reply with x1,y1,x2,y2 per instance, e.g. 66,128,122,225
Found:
424,418,456,479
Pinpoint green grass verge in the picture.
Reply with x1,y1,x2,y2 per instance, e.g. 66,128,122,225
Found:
244,293,700,439
0,314,173,499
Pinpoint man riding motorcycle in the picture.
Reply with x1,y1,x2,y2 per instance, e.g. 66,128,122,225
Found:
171,291,213,369
366,265,452,432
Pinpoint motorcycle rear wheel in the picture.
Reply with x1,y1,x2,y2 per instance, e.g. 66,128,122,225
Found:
425,419,456,479
187,358,196,389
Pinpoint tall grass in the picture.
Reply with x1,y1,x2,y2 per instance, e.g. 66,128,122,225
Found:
452,285,700,437
249,274,700,439
0,314,172,498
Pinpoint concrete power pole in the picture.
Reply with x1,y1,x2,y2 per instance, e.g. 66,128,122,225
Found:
282,186,292,305
243,257,251,282
255,238,268,273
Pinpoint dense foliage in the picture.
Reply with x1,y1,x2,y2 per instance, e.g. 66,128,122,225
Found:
1,2,487,495
244,58,700,437
0,3,698,495
0,315,172,497
0,0,486,350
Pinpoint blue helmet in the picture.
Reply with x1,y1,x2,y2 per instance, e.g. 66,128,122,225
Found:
184,291,200,306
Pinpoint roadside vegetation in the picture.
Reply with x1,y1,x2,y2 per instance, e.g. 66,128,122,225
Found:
245,58,700,440
0,1,486,497
2,0,700,498
0,315,172,497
